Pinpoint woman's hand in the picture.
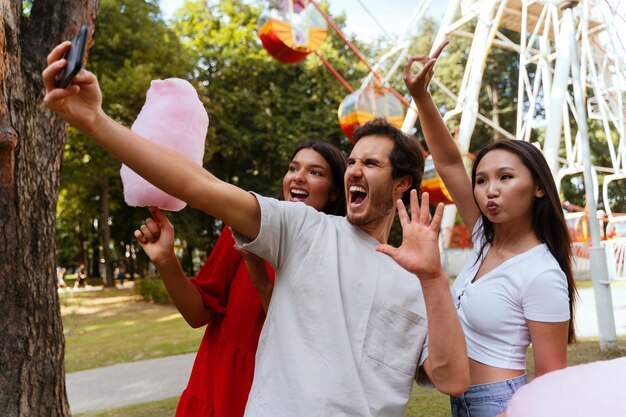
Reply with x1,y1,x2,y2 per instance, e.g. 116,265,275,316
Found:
403,40,448,102
134,207,176,267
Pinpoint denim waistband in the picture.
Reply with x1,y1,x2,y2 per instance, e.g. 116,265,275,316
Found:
450,374,528,417
458,374,527,399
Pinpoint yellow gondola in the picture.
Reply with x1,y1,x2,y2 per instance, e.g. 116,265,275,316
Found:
338,85,404,142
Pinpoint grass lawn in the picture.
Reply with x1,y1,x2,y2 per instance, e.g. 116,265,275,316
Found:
61,285,204,372
75,397,180,417
67,285,625,417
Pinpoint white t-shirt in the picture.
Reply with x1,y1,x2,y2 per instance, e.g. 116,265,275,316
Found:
452,219,570,370
234,195,430,417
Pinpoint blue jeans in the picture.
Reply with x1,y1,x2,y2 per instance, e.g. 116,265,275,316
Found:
450,374,527,417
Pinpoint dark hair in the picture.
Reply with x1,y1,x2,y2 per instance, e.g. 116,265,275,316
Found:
288,140,348,216
352,117,425,204
471,140,578,343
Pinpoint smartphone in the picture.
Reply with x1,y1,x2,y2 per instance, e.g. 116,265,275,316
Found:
56,25,89,88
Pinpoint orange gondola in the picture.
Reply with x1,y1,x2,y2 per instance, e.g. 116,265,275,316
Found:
563,210,609,242
338,85,404,142
421,156,454,206
258,0,327,64
421,152,475,206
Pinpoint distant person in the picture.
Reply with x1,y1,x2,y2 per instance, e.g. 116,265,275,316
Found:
57,266,67,289
404,41,577,417
43,40,469,417
135,140,348,417
73,263,88,289
115,264,126,288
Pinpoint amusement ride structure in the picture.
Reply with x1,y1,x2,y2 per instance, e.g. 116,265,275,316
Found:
257,0,625,348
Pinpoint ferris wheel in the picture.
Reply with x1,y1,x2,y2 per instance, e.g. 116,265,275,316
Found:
410,0,624,209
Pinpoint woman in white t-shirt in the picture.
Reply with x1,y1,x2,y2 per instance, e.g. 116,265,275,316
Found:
403,41,578,417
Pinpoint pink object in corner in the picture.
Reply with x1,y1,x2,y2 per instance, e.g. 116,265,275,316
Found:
505,357,626,417
120,78,209,211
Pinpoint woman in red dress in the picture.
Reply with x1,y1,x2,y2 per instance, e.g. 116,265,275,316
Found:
135,140,347,417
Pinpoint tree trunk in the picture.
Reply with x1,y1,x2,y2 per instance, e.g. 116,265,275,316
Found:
0,1,98,416
101,175,114,287
486,82,503,141
90,233,101,278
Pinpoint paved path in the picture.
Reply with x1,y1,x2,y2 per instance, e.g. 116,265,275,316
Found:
67,353,196,414
67,286,626,414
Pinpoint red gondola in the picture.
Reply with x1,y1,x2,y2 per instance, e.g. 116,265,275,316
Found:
258,0,328,64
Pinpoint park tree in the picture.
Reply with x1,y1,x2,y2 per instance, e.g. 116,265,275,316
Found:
0,0,98,415
56,0,192,284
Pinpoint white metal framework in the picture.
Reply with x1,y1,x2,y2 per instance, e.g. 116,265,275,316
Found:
405,0,625,203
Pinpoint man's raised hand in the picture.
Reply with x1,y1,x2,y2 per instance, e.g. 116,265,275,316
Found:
376,190,446,281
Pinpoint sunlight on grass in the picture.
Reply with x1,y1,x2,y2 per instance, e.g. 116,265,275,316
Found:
155,313,183,323
74,397,179,417
84,324,105,332
63,288,203,372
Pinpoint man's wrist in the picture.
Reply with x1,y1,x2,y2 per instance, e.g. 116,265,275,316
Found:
417,269,448,286
82,108,109,139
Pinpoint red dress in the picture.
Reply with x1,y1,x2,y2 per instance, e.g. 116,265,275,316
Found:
175,227,275,417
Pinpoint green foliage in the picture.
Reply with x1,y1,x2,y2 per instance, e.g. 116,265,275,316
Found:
134,278,172,304
22,1,32,17
57,0,195,272
90,0,193,123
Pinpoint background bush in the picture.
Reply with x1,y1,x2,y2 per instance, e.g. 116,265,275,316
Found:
135,278,172,304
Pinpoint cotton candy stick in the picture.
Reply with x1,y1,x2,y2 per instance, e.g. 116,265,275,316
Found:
120,78,209,211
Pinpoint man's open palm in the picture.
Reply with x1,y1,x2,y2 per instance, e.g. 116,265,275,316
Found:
377,191,445,280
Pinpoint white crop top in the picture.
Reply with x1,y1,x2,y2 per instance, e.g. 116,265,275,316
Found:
452,219,570,370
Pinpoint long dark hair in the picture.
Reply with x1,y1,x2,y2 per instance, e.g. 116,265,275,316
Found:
471,140,577,343
287,140,347,216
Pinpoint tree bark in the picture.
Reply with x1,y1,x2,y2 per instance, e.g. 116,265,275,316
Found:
0,1,98,415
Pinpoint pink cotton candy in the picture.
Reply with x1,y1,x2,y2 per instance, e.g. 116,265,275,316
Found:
506,357,626,417
120,78,209,211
